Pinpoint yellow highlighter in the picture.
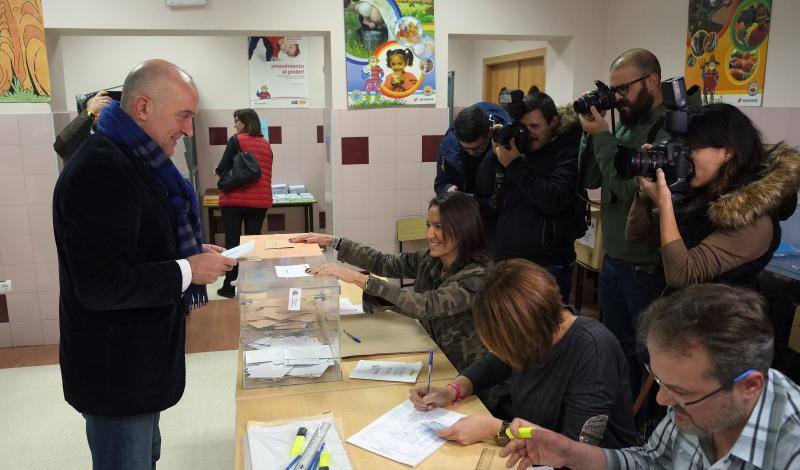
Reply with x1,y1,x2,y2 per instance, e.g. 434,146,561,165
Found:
290,427,307,457
506,426,534,440
318,449,332,470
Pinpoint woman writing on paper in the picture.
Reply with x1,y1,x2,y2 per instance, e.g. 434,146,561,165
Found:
214,109,273,298
289,192,491,371
409,259,637,449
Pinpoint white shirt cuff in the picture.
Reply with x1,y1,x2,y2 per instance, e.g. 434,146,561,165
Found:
176,259,192,292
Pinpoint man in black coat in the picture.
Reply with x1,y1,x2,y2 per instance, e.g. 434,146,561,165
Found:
476,88,583,301
53,59,235,469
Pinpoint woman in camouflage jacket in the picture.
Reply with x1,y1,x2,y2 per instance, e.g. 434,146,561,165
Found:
290,192,492,371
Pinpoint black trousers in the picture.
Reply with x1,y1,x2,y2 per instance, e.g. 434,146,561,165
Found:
221,205,267,288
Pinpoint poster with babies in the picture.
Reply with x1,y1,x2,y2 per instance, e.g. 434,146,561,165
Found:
344,0,436,108
248,36,309,108
684,0,771,107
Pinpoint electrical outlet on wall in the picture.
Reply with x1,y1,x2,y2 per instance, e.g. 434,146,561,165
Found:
0,280,12,294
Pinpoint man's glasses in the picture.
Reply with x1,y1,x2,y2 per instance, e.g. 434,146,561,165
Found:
645,363,755,408
612,75,650,96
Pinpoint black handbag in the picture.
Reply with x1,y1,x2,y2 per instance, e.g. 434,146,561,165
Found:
217,135,262,192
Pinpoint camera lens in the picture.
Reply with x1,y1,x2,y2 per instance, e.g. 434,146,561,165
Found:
614,146,667,179
573,95,593,115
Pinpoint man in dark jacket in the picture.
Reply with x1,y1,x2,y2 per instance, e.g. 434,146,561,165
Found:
53,59,235,469
477,88,582,300
53,90,114,162
434,102,510,194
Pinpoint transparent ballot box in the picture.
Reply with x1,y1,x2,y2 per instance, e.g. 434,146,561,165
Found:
237,255,341,389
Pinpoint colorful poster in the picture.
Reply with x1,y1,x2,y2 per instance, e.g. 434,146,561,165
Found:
685,0,771,107
248,36,309,108
344,0,435,108
0,0,50,102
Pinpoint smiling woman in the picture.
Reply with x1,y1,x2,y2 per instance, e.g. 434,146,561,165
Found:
289,192,492,371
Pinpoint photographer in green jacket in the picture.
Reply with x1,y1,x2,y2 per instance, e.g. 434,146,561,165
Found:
577,49,675,401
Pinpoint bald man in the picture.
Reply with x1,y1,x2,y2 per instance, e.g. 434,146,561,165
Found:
576,49,701,415
53,60,235,469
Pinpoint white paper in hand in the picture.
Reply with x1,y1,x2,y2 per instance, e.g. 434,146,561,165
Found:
221,240,255,259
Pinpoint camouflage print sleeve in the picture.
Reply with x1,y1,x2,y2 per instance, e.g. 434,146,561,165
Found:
362,266,486,320
336,238,421,279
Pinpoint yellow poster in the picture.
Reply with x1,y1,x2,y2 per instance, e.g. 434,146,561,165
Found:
0,0,50,102
685,0,771,107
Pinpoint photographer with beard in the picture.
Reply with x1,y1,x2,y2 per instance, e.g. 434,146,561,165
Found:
476,87,582,301
578,49,691,399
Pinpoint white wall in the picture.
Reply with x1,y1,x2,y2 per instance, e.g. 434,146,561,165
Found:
606,0,800,107
50,35,326,112
42,0,613,109
449,36,575,107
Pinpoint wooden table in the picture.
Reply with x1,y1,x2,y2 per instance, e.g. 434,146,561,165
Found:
234,239,507,469
235,381,507,470
203,189,318,237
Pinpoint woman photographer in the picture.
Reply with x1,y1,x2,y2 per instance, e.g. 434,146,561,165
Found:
290,192,491,371
409,259,637,449
214,109,273,298
627,103,800,288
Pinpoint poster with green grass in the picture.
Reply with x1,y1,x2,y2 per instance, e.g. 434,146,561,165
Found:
344,0,435,108
0,0,50,103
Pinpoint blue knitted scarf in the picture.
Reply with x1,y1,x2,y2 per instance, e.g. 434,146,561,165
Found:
97,101,207,312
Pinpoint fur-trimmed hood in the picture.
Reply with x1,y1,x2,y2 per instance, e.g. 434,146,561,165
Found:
556,104,580,137
709,143,800,227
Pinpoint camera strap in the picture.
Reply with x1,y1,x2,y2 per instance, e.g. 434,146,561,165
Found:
646,119,662,144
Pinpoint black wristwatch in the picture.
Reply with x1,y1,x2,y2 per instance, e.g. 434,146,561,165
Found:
495,420,512,447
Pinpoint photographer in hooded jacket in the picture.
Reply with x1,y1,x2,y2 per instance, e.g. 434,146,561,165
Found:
626,103,800,289
475,87,583,302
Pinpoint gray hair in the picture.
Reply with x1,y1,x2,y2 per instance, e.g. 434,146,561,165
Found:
120,59,195,111
639,284,773,386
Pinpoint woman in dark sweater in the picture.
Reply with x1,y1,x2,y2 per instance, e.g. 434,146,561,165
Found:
410,259,638,449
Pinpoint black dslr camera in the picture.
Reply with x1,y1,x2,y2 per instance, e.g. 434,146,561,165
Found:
75,89,122,114
492,89,532,152
572,80,617,115
614,77,695,196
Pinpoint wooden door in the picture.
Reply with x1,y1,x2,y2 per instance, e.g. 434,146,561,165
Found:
483,48,546,103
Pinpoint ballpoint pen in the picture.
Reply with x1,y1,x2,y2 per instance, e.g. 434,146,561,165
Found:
426,350,434,394
343,329,361,343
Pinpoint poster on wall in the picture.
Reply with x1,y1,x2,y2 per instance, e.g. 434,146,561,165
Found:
684,0,771,107
343,0,435,108
248,36,309,108
0,0,50,103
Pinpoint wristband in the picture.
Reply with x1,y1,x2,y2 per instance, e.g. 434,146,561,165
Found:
447,382,463,404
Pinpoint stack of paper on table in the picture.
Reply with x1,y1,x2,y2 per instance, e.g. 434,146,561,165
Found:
347,400,465,466
244,337,335,380
339,297,364,315
348,360,423,383
246,416,353,470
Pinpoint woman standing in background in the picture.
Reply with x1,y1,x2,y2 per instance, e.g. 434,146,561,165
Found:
215,109,273,298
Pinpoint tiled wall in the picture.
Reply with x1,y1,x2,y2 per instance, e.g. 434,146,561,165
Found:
1,105,798,348
194,108,328,244
0,113,60,347
330,107,449,254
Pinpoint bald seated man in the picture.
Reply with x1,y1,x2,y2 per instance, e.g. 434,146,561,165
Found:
53,59,236,470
